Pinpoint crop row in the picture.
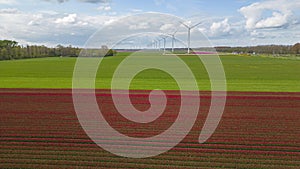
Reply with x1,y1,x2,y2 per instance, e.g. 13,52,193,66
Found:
1,89,299,168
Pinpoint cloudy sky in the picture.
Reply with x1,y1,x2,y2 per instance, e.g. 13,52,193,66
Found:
0,0,299,47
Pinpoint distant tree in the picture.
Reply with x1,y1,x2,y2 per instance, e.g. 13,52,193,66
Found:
0,40,18,49
0,40,84,61
101,45,116,57
291,43,300,54
56,44,64,56
0,48,9,60
106,49,117,57
0,49,4,60
215,45,293,55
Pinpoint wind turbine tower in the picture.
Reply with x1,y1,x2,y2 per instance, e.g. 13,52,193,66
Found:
180,21,202,54
168,30,178,53
160,36,168,54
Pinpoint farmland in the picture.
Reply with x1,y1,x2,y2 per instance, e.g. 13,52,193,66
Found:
0,53,299,92
0,89,299,168
1,53,300,168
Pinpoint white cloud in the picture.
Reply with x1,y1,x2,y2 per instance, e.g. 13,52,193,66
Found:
255,12,289,29
210,18,232,36
129,22,150,30
42,0,68,3
130,9,143,13
250,30,267,39
160,23,175,32
239,0,300,29
39,10,59,15
55,0,68,3
79,0,110,3
27,14,44,26
55,13,77,25
97,5,112,11
44,0,110,3
0,0,17,5
195,18,239,39
0,8,118,46
0,8,20,14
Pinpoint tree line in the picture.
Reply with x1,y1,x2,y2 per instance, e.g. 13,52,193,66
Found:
1,40,299,61
0,40,81,61
215,43,300,55
0,40,118,61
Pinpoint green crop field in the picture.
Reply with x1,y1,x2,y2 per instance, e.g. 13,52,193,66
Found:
0,53,300,92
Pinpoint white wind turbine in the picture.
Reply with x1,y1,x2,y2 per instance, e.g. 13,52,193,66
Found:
157,38,162,51
160,35,168,54
152,40,156,49
180,21,202,54
168,30,178,53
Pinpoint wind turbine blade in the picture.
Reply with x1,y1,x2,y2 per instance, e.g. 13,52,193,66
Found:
179,21,189,28
160,34,169,39
173,29,178,35
191,22,202,29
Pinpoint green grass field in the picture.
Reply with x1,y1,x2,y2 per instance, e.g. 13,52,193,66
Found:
0,53,300,92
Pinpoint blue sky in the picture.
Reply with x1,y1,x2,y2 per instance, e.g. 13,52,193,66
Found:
0,0,299,47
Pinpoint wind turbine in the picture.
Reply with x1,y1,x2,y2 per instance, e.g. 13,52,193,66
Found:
159,35,168,54
168,30,178,53
152,40,158,50
157,38,163,51
151,40,156,49
151,41,155,49
157,39,161,51
180,21,202,54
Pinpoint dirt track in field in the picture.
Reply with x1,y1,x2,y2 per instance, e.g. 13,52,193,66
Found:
1,89,300,168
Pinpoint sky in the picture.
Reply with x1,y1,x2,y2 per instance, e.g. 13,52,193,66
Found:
0,0,300,47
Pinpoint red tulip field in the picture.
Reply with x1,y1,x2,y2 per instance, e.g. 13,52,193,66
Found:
1,89,299,168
